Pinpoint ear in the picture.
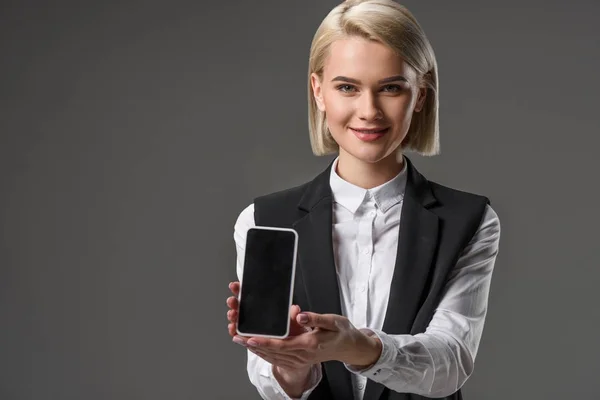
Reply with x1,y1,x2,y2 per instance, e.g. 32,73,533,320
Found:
310,73,326,112
414,86,427,113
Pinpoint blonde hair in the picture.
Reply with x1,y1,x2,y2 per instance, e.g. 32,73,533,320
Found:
308,0,440,156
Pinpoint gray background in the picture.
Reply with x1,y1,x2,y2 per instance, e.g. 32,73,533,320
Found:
1,0,599,399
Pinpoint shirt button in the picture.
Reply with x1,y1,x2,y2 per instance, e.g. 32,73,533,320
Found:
358,383,365,390
363,248,370,255
360,285,366,292
369,211,376,217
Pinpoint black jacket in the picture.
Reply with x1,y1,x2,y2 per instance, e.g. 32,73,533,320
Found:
254,157,489,400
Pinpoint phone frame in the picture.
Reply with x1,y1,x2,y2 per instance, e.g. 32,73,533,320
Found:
236,225,299,339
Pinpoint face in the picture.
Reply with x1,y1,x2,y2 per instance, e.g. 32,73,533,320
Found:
311,37,426,166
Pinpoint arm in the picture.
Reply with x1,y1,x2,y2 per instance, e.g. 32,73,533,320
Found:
233,204,323,400
346,205,501,398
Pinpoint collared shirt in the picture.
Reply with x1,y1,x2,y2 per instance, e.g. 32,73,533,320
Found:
233,156,501,399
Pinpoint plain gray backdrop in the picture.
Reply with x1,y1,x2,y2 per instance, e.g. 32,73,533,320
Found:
1,1,599,399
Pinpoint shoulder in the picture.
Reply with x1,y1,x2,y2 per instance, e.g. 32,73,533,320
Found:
481,203,500,238
234,179,314,232
233,203,255,245
234,203,255,231
424,176,500,235
252,180,315,227
428,180,490,209
405,156,490,215
426,179,500,240
254,181,311,208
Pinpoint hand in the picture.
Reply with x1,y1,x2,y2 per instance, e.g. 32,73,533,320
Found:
226,282,312,369
226,282,308,339
232,310,382,370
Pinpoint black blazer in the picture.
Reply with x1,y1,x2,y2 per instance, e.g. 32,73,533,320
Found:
254,157,489,400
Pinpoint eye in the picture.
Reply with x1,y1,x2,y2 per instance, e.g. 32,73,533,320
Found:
335,84,356,93
381,84,403,93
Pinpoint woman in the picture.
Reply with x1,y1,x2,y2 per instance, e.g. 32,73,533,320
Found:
226,1,500,399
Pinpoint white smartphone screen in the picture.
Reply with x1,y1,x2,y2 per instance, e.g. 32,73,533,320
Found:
237,226,298,338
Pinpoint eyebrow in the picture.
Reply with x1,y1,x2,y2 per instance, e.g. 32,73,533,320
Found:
331,75,408,84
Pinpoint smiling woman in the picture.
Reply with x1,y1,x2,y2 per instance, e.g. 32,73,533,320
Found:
310,37,428,186
226,1,500,400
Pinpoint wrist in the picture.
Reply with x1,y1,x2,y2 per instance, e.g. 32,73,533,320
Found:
274,364,312,379
347,329,382,369
272,364,313,398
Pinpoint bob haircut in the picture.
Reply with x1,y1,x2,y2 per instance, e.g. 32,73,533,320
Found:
308,0,440,156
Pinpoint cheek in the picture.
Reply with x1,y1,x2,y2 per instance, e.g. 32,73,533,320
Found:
323,96,353,125
384,98,414,124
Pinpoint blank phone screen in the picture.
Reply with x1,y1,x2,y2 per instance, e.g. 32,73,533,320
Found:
237,227,297,337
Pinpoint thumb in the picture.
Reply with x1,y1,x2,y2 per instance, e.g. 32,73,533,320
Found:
288,305,309,336
296,312,339,331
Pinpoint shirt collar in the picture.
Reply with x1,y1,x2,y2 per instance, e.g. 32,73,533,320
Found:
329,156,407,214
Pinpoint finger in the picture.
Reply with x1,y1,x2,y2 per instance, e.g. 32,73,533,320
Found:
232,335,248,346
246,337,292,351
232,335,300,358
247,334,315,352
226,296,239,310
288,305,314,336
261,344,317,363
228,323,237,337
229,281,240,296
227,309,238,323
275,333,321,352
297,312,340,331
254,348,307,367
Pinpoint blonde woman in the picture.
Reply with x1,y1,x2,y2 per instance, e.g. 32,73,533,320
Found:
226,1,500,399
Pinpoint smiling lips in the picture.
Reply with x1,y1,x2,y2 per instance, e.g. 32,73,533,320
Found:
350,127,389,142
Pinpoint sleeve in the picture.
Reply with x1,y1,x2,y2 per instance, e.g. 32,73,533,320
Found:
344,204,501,398
233,203,323,400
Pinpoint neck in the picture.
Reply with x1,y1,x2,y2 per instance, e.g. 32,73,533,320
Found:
336,150,404,189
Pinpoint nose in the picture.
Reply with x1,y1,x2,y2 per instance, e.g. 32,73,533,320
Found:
357,92,383,121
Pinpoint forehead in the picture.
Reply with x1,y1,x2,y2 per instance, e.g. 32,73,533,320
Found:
323,37,416,81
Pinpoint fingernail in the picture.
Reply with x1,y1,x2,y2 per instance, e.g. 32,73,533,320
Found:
232,337,246,346
247,339,259,347
298,314,308,323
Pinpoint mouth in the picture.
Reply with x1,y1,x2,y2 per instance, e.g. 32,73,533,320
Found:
351,127,389,133
350,127,389,142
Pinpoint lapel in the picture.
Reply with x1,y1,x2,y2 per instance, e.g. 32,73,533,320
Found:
291,157,440,400
363,157,440,400
292,159,354,400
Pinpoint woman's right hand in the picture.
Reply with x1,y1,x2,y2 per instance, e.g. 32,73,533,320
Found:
226,281,315,395
226,281,308,338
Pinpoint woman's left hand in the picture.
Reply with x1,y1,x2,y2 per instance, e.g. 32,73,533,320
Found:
232,312,382,369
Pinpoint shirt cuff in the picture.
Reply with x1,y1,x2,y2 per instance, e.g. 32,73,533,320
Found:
344,328,396,382
265,363,323,400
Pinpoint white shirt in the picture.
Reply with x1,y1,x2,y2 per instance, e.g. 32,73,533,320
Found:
233,157,501,399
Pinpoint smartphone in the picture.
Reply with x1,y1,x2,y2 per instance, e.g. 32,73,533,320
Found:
236,226,298,339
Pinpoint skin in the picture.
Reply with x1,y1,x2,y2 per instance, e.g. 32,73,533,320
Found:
311,36,427,188
227,36,427,397
226,282,379,397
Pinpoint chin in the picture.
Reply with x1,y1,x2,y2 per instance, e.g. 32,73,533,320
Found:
346,147,393,164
